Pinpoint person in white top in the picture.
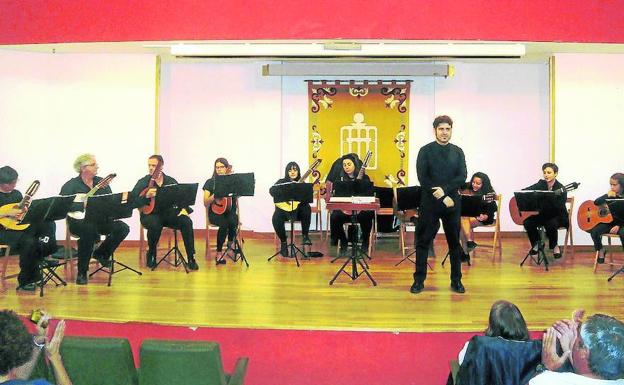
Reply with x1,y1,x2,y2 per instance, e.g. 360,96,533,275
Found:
530,310,624,384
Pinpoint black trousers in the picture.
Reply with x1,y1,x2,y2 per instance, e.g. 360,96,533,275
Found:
414,199,462,284
141,211,195,258
0,221,57,286
67,217,129,275
523,213,566,250
330,210,374,246
590,222,624,251
272,204,311,243
208,210,238,252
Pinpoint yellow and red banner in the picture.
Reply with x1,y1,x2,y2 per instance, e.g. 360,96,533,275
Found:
308,80,410,186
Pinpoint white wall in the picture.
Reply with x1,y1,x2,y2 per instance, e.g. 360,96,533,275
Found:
554,53,624,245
0,50,157,240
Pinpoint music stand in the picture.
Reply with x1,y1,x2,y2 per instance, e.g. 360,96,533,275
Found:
329,179,376,286
152,183,198,273
606,199,624,281
214,173,255,267
516,191,558,271
84,192,142,285
267,182,313,267
20,195,75,296
441,195,484,267
394,186,434,270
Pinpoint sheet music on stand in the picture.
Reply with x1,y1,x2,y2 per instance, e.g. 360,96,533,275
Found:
396,185,421,211
214,173,255,198
154,183,199,212
460,195,486,217
85,192,134,222
20,195,76,224
606,199,624,222
332,179,374,197
271,182,313,204
514,190,560,212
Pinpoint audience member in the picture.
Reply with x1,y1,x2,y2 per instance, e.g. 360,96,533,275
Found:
0,310,72,385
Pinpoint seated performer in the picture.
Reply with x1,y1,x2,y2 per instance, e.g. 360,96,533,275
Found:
0,166,57,291
203,157,239,264
522,162,568,259
269,162,312,257
459,172,497,257
60,154,129,284
131,155,198,270
327,154,374,254
588,172,624,264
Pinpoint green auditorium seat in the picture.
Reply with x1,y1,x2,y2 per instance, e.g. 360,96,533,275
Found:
59,336,138,385
139,339,249,385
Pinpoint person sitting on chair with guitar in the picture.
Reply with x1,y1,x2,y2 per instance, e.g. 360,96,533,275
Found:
131,155,198,270
327,154,374,255
60,154,129,285
203,157,239,264
270,162,314,257
459,172,497,259
588,172,624,264
0,166,57,291
522,162,568,259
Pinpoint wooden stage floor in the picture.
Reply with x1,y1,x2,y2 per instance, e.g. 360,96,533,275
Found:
2,234,623,333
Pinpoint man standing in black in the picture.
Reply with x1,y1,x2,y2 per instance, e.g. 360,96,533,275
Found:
411,115,467,294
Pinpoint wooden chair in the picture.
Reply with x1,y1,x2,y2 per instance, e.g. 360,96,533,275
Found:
64,219,112,280
138,222,174,266
560,196,575,257
0,244,18,287
373,186,395,248
594,232,623,273
471,193,503,260
311,182,324,236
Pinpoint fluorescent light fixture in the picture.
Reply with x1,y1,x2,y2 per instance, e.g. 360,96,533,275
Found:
170,42,525,58
262,63,453,77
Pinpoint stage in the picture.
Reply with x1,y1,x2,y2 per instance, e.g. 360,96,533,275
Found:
2,234,623,384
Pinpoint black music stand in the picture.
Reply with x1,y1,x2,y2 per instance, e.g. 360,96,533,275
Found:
394,186,434,270
267,182,313,267
152,183,198,273
84,192,142,285
214,173,255,267
441,195,485,267
20,195,75,296
329,180,376,286
606,199,624,281
516,191,558,271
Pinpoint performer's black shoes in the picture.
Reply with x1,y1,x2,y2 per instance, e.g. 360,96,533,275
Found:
16,283,37,292
302,235,312,246
76,272,88,285
597,249,606,264
466,241,478,252
187,257,199,271
280,242,289,257
146,253,156,269
451,280,465,293
460,251,471,263
410,281,424,294
95,254,112,268
553,246,562,259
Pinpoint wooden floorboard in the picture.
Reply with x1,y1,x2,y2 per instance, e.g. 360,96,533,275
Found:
2,233,623,332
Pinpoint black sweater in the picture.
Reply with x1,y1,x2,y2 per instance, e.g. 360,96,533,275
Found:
416,141,467,201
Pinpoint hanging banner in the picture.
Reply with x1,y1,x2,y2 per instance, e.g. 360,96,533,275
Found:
308,80,410,186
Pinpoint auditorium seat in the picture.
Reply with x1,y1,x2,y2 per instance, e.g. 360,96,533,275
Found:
139,339,249,385
60,336,138,385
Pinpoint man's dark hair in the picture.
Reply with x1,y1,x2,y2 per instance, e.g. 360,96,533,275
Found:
432,115,453,128
542,162,558,174
484,300,530,341
0,166,18,184
581,314,624,380
149,155,164,164
0,310,34,375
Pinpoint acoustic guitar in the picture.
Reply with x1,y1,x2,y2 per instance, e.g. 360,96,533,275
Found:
67,173,116,220
0,180,40,231
509,182,579,225
274,159,322,212
577,200,614,232
138,158,163,215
